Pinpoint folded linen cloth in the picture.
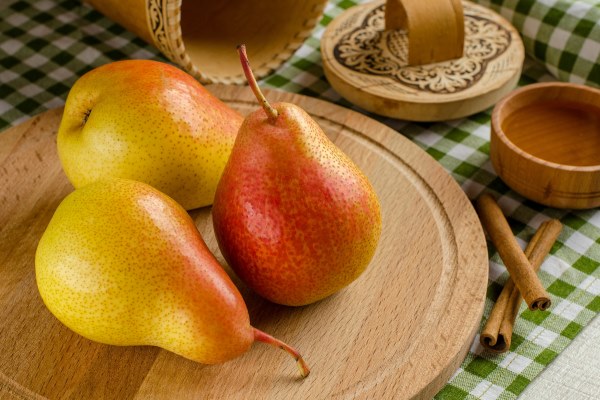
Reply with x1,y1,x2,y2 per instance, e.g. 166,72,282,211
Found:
474,0,599,86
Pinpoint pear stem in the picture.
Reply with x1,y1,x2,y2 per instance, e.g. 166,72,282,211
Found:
253,327,310,378
237,44,278,121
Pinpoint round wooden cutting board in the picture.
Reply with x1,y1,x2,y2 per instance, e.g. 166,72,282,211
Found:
0,85,488,399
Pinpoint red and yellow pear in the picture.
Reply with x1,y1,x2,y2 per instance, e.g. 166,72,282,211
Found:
57,60,242,210
212,45,382,306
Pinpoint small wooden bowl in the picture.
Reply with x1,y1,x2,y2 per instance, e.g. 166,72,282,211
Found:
491,82,600,209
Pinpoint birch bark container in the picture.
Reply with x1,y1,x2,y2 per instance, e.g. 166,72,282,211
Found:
85,0,327,84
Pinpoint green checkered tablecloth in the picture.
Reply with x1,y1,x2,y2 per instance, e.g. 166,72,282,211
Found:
1,0,599,399
477,0,599,86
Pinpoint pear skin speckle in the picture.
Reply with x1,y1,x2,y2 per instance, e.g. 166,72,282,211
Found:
35,179,254,364
212,103,382,306
57,60,243,210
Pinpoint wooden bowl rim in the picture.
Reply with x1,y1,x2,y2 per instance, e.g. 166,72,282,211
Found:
491,82,600,173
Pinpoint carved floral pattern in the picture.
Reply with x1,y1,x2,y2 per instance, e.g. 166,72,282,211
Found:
146,0,176,61
333,4,512,94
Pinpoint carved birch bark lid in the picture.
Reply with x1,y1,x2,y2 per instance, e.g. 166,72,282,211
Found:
85,0,327,84
321,0,525,122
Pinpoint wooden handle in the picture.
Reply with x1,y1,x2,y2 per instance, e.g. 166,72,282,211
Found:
385,0,464,66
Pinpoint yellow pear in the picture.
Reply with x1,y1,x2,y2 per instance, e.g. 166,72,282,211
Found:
57,60,243,210
35,179,308,376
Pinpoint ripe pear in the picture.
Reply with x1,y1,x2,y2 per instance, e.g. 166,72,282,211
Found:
212,46,382,306
35,178,308,376
57,60,243,210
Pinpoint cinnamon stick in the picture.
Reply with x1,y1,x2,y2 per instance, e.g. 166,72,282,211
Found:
480,219,562,352
476,193,551,311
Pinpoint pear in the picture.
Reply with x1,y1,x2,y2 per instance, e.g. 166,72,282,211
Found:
35,179,308,376
57,60,243,210
212,46,382,306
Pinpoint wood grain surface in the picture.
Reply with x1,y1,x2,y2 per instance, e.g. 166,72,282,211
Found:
0,85,488,399
321,0,524,121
